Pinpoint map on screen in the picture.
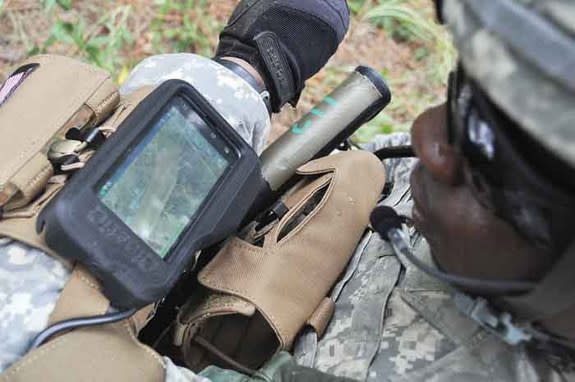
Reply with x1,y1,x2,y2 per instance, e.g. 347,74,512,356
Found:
99,98,230,258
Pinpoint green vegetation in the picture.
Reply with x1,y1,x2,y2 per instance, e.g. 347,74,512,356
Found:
0,0,455,142
348,0,456,142
152,0,222,58
33,5,134,75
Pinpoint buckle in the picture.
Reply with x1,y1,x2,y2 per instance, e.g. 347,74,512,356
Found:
454,293,533,345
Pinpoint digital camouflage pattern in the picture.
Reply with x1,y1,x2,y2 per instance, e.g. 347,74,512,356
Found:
200,352,354,382
294,133,575,382
121,53,271,154
0,54,272,381
0,238,69,372
443,0,575,168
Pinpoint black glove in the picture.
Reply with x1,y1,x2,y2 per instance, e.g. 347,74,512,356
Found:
216,0,350,112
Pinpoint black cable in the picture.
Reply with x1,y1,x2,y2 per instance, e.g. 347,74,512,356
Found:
392,231,536,294
152,321,174,350
29,308,137,350
371,206,536,295
192,336,258,376
375,145,416,160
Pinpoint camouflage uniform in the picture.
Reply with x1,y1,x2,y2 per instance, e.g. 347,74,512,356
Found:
0,53,271,381
121,53,270,154
293,133,575,382
290,2,575,379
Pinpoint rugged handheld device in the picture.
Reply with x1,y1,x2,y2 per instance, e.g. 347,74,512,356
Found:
37,80,265,309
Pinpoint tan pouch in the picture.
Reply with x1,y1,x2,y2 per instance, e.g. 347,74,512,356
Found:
0,77,161,381
0,55,119,212
0,84,151,258
175,150,386,373
0,264,165,382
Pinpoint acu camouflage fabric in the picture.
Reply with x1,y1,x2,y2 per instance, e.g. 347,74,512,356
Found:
0,238,69,372
294,133,575,382
443,0,575,168
121,53,271,154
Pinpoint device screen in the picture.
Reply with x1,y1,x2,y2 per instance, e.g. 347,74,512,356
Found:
98,97,232,258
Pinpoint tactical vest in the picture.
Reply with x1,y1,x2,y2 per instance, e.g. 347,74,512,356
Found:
0,55,165,382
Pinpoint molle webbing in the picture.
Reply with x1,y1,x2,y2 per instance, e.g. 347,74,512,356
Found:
177,151,386,372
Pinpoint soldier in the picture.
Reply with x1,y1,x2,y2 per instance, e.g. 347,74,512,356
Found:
288,0,575,381
166,0,575,380
0,1,349,381
195,0,575,380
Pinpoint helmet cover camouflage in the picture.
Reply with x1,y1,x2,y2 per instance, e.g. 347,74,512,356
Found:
441,0,575,168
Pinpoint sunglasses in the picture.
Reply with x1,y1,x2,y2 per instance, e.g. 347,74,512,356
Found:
446,66,575,252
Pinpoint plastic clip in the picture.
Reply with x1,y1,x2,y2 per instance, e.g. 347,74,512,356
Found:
454,293,533,345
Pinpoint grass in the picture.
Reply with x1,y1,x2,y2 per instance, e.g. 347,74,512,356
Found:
0,0,454,143
151,0,222,58
347,0,456,142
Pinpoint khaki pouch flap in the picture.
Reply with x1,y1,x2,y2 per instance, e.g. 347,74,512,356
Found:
178,150,386,372
0,86,152,259
0,55,119,211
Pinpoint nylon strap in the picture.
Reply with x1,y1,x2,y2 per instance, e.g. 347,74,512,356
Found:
214,58,272,114
254,31,298,113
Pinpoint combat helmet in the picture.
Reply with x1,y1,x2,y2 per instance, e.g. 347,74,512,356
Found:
434,0,575,349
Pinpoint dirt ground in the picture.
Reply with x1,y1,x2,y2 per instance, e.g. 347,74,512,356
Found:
0,0,450,142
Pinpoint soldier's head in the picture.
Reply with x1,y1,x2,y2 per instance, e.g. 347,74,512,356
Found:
411,0,575,346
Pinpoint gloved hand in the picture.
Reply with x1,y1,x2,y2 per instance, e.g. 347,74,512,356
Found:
216,0,350,113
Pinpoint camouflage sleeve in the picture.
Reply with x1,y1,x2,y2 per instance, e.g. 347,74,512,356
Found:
0,238,71,373
294,133,417,380
120,53,271,154
165,357,213,382
199,352,353,382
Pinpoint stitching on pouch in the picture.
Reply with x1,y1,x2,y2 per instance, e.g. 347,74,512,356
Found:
20,164,52,197
77,273,101,291
182,302,250,324
1,62,108,182
92,88,119,118
277,170,339,245
123,321,165,368
200,278,287,344
2,336,71,377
